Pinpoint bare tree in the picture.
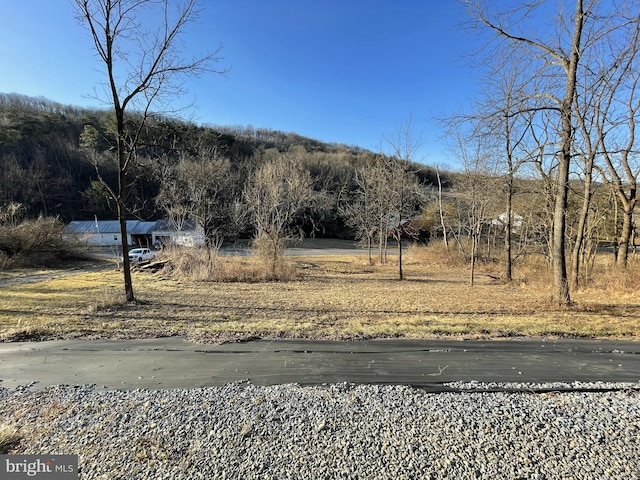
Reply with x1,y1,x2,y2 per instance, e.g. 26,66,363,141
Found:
187,154,244,246
473,52,533,282
339,155,392,264
154,154,192,232
154,138,245,249
594,20,640,268
338,166,381,264
571,80,601,288
381,116,428,280
74,0,224,301
435,166,449,249
569,5,640,282
447,124,500,285
341,145,427,278
465,0,593,305
244,151,314,277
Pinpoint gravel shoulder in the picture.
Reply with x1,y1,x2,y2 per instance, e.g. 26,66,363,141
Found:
1,382,639,479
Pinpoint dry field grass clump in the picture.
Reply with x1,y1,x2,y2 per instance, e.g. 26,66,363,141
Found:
0,245,638,343
0,424,20,453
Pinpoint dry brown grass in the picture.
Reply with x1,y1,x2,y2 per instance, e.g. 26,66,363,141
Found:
0,247,638,343
0,424,20,453
158,246,300,282
407,241,469,268
586,254,640,293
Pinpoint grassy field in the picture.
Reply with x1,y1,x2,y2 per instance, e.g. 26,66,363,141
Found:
1,246,638,343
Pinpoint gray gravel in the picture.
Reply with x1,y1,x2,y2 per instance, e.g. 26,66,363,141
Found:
1,382,639,479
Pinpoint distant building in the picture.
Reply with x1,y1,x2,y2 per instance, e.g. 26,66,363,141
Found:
65,219,206,248
152,220,206,247
66,220,157,247
492,212,524,234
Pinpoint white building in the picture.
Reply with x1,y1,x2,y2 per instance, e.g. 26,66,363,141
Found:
152,220,206,247
492,212,524,234
65,219,206,248
65,220,156,247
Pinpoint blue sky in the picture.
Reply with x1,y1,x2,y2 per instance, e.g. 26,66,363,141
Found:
0,1,479,167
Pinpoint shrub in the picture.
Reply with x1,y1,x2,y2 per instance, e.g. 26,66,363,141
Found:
0,424,20,453
0,216,72,269
160,244,300,282
163,246,220,281
252,234,279,275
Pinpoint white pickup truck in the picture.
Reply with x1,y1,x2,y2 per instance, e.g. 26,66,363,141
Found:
128,248,156,263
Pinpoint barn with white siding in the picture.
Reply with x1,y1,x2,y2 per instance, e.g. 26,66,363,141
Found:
65,220,156,247
66,219,206,247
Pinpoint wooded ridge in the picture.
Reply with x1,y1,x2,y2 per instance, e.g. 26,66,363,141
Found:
0,92,444,239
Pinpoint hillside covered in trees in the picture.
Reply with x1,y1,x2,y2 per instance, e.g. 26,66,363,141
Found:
1,93,637,286
3,1,639,313
0,93,444,240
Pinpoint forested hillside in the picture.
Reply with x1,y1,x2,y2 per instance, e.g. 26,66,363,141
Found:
0,93,443,239
1,92,638,294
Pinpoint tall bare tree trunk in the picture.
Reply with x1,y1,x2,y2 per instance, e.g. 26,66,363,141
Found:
504,177,513,282
436,167,449,249
118,203,134,301
397,236,404,280
75,0,223,303
467,0,588,305
553,125,573,305
552,0,584,306
112,83,136,301
617,196,636,268
571,166,593,289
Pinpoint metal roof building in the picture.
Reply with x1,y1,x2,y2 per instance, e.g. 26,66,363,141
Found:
65,220,156,247
65,220,205,247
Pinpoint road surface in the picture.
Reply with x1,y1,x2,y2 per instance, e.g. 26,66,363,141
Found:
1,337,638,391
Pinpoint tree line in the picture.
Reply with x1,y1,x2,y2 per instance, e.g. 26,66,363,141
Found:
1,1,638,308
449,0,640,305
0,90,635,288
0,92,442,237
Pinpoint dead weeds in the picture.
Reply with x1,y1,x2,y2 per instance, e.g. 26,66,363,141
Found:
0,251,638,343
0,424,20,453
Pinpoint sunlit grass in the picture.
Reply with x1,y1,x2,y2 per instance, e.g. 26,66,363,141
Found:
0,250,638,342
0,424,20,454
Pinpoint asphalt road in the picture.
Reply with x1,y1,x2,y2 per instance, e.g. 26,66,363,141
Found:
1,337,639,391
